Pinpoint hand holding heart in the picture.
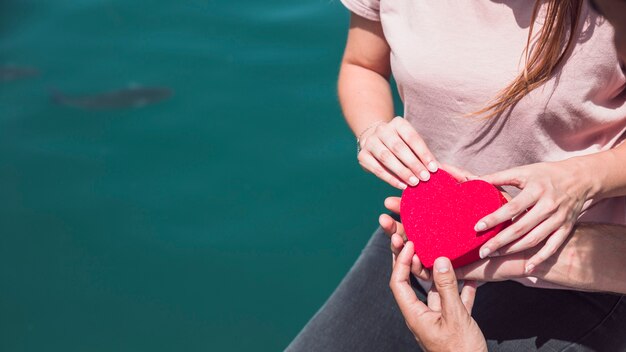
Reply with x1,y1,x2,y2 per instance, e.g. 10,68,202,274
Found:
473,159,594,274
400,169,510,268
380,164,486,278
382,160,591,275
358,117,440,189
381,195,506,280
381,197,549,286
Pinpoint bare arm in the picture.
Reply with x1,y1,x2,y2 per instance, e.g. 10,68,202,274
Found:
338,14,440,189
338,13,394,138
533,223,626,294
457,223,626,294
379,195,626,294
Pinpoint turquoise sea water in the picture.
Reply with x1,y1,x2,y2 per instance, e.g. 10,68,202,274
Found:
0,1,400,350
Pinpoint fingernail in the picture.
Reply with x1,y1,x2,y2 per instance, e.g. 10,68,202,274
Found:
525,264,535,274
420,170,430,181
427,162,438,172
479,248,491,259
409,176,419,186
434,258,450,273
399,183,407,189
475,221,487,232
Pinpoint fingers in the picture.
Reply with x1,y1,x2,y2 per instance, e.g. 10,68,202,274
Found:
478,167,525,188
525,225,573,274
475,186,538,233
379,128,428,182
379,213,398,238
359,150,408,189
383,194,430,280
384,196,401,214
479,195,550,257
498,212,563,255
476,188,540,257
369,136,421,185
380,212,405,240
460,280,478,314
380,207,429,279
476,162,582,273
412,253,431,280
390,233,405,258
359,117,439,187
385,227,429,280
390,242,430,319
380,211,408,272
427,286,441,312
394,117,439,173
389,233,429,279
432,257,466,320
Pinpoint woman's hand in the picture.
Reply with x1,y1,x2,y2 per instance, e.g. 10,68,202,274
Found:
473,159,595,274
390,242,487,352
358,117,439,189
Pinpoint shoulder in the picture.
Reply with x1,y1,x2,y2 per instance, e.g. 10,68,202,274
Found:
340,0,380,22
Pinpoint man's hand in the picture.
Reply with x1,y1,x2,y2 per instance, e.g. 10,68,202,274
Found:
390,242,487,352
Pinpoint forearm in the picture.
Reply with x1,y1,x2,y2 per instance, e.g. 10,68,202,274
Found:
577,141,626,200
338,62,395,137
535,223,626,294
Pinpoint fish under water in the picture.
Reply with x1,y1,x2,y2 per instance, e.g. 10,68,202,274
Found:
50,85,173,110
0,65,40,82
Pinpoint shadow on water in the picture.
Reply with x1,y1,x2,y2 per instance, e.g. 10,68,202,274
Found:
50,85,173,110
0,65,40,82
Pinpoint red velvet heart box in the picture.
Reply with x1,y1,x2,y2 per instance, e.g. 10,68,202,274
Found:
400,170,510,269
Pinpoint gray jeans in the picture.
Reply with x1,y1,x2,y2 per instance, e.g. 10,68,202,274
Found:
286,227,626,351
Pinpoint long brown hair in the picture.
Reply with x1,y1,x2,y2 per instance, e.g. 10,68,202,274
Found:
474,0,584,119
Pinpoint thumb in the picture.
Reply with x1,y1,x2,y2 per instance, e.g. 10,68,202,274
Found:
432,257,466,320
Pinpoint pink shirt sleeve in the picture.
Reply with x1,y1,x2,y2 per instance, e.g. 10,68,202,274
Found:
340,0,380,21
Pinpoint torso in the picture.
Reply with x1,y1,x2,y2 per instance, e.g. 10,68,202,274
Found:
379,0,626,222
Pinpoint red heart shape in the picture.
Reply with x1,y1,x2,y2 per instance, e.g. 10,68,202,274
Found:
400,170,510,269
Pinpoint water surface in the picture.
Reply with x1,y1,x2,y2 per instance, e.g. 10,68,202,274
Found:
0,1,398,350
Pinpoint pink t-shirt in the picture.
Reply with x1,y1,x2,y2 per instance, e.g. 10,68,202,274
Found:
341,0,626,225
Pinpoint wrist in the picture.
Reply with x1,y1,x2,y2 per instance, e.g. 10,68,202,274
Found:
356,120,387,151
567,154,606,201
357,127,376,147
